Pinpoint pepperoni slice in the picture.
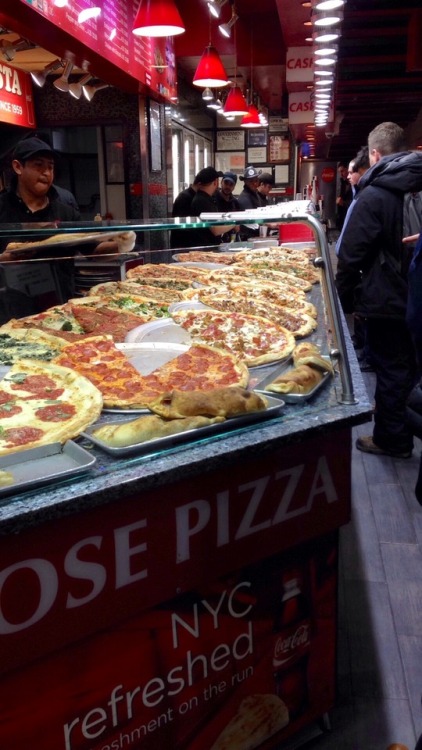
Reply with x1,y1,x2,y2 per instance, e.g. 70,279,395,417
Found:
0,403,22,419
10,374,64,400
35,403,76,421
4,426,44,446
0,390,16,405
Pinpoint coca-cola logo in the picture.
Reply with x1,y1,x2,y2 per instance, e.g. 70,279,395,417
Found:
273,623,310,667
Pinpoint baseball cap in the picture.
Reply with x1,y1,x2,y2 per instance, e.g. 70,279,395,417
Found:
259,172,275,186
195,166,224,185
12,137,54,163
239,165,262,181
222,171,237,185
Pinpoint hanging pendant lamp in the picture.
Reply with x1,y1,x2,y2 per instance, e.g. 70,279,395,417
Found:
193,45,229,88
241,104,261,127
223,85,248,116
132,0,185,37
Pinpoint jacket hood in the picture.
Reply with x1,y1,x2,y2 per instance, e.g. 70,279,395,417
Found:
359,151,422,195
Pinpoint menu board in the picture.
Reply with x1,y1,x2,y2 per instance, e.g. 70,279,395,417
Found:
19,0,177,100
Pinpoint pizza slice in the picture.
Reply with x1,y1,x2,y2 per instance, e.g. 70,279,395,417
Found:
210,694,289,750
69,303,143,341
195,294,317,338
1,303,85,335
87,281,186,304
73,293,170,321
0,359,102,456
126,263,209,282
171,309,296,367
208,266,312,292
54,338,249,409
0,328,66,366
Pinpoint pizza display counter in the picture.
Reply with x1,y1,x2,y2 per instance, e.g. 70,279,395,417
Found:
0,214,373,750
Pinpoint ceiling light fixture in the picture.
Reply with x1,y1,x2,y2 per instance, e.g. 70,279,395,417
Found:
312,27,341,42
132,0,185,37
219,7,239,38
313,0,344,9
53,59,74,92
241,104,261,128
314,44,338,55
69,73,93,99
208,0,228,18
82,82,110,101
54,0,68,6
202,86,214,100
312,9,344,26
314,56,336,65
223,85,248,116
193,45,229,87
0,37,32,62
30,58,63,88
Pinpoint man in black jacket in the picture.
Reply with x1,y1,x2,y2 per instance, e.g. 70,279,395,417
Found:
237,165,262,240
0,137,118,318
336,122,422,458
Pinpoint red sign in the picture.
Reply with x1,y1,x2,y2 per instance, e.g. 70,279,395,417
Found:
18,0,177,100
321,167,336,183
0,63,35,127
0,430,351,748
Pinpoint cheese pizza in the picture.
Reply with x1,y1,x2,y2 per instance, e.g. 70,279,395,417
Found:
207,266,313,292
0,360,103,456
87,281,186,304
170,309,296,367
54,336,249,408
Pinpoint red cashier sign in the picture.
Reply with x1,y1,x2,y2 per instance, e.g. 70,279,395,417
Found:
0,63,35,127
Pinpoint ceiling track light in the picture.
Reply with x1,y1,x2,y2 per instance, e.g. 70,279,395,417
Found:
30,58,63,88
312,0,344,9
313,44,338,55
208,0,228,19
68,73,93,99
53,59,74,92
0,37,33,62
132,0,185,37
82,82,110,101
219,8,239,38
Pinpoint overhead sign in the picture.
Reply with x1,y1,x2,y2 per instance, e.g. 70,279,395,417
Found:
288,92,334,124
286,47,313,83
0,63,35,128
18,0,177,101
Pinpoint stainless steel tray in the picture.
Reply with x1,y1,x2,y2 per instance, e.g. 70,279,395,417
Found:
255,363,333,403
0,441,96,498
81,394,285,456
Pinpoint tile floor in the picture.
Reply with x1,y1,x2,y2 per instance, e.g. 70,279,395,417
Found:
283,373,422,750
283,242,422,750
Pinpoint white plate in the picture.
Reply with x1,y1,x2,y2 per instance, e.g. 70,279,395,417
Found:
125,318,191,346
168,301,208,314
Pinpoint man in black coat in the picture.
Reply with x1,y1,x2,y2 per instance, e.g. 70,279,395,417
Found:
336,122,422,458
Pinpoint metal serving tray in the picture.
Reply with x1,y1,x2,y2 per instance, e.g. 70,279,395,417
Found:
81,394,285,457
253,358,334,403
0,441,96,498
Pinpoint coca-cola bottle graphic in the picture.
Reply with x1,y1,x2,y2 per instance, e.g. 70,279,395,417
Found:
272,573,311,719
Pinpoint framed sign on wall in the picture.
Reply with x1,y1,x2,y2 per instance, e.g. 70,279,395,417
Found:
268,134,290,163
216,130,245,151
247,130,268,147
247,146,267,164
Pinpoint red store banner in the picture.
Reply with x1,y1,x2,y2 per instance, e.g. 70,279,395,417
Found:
0,63,35,128
15,0,177,100
0,429,351,749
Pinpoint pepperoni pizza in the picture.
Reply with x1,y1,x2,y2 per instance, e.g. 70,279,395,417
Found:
0,360,103,456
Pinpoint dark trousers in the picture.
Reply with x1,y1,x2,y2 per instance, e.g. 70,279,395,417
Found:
366,317,417,453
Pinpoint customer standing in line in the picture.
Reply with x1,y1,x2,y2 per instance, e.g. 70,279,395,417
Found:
335,121,422,458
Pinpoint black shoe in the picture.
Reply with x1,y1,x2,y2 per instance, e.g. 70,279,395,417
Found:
356,436,412,458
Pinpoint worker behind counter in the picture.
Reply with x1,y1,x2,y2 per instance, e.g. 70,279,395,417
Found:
0,137,125,319
188,167,236,247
